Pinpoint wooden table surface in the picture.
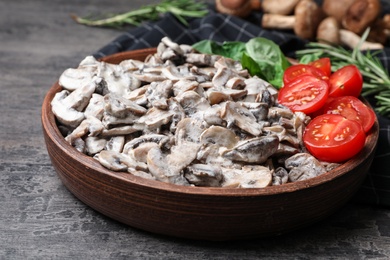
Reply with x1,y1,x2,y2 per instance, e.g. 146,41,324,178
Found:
1,0,390,259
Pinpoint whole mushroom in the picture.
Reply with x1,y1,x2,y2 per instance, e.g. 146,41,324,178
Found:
317,16,384,50
262,0,324,40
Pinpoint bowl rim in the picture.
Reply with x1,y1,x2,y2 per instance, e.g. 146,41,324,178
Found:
41,48,380,197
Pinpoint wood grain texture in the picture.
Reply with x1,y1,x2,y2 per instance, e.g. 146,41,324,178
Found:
1,0,390,258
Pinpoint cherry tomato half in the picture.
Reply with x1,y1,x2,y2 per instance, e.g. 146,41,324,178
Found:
328,64,363,98
303,114,366,163
283,64,329,85
322,96,376,133
278,75,329,114
309,57,332,77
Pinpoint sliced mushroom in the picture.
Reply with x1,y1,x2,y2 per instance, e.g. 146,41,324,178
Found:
184,164,224,187
130,142,160,163
176,90,210,116
84,93,104,120
123,134,171,154
51,90,85,128
104,93,147,118
175,117,206,144
100,124,144,137
94,150,148,172
65,116,105,144
59,68,95,91
60,81,96,111
85,136,107,155
166,141,202,176
138,106,174,131
172,79,199,96
145,80,173,110
185,53,214,67
98,62,142,98
222,135,279,164
200,125,239,149
272,167,289,185
105,136,125,153
146,146,191,185
221,101,263,136
221,165,273,188
285,153,327,182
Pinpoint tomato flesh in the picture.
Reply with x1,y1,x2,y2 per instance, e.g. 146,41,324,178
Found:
283,64,329,85
329,65,363,97
309,57,331,77
303,114,366,163
323,96,376,133
278,75,329,114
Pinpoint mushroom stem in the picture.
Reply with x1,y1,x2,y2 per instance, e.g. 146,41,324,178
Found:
339,29,384,50
261,14,296,29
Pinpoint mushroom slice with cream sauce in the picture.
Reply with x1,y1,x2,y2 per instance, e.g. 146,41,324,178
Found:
222,135,279,164
52,37,333,188
222,165,273,188
221,101,263,136
94,150,148,172
51,90,85,128
184,164,224,187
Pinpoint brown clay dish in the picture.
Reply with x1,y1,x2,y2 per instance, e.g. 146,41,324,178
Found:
41,48,379,241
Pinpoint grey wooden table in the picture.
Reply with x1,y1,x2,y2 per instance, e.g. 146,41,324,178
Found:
1,0,390,259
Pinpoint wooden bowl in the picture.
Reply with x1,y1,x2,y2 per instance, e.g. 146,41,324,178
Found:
41,48,379,241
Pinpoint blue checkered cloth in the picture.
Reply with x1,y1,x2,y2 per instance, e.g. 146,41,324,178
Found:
94,3,390,207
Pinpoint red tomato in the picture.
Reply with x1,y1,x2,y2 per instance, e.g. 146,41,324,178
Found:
303,114,366,163
309,57,332,77
278,75,329,114
322,96,376,133
328,65,363,98
283,64,329,85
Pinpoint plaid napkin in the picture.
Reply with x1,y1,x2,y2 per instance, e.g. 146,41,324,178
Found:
94,2,390,207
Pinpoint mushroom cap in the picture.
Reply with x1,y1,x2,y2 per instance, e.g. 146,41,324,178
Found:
294,0,325,39
215,0,253,18
367,18,388,44
262,0,300,15
317,16,341,45
322,0,355,23
342,0,381,35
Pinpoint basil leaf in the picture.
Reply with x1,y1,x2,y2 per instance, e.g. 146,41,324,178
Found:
193,40,246,60
193,37,291,89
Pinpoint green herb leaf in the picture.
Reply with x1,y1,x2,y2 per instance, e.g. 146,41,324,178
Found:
193,37,291,88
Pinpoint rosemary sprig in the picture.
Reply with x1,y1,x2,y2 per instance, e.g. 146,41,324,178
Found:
296,30,390,117
71,0,209,28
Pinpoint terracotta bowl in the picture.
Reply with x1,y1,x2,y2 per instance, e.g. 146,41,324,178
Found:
41,48,379,241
